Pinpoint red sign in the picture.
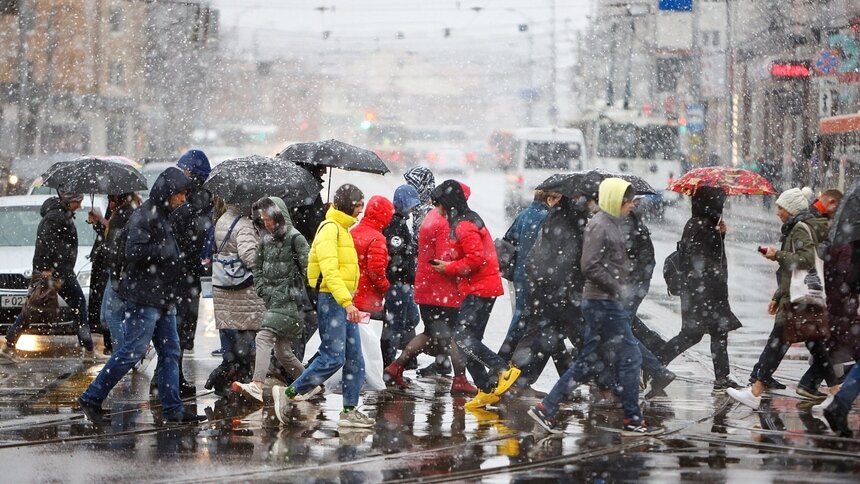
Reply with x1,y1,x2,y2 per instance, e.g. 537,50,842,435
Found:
771,62,810,78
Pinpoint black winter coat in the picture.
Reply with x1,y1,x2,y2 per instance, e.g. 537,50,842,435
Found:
103,203,136,290
87,219,109,328
679,187,741,334
624,211,656,286
119,168,191,309
169,182,214,290
384,212,416,285
523,196,590,308
32,198,78,279
290,193,326,244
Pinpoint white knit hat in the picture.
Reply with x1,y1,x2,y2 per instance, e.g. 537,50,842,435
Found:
776,188,809,216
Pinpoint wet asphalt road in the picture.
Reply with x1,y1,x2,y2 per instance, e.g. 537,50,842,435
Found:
1,170,859,483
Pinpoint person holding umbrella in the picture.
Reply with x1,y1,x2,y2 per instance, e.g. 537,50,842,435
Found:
273,184,376,428
77,167,206,425
657,187,743,391
3,190,101,361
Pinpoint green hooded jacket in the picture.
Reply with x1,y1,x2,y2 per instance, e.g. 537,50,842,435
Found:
773,214,829,313
253,197,311,339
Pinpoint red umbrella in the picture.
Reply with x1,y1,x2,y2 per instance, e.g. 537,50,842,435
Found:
668,167,776,196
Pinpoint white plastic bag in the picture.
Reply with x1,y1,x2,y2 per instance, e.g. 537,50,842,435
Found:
788,222,826,307
323,319,386,394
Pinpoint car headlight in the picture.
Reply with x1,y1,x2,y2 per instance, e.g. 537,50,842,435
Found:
8,174,18,186
77,270,92,288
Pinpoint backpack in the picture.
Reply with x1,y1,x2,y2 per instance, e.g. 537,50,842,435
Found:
663,241,686,297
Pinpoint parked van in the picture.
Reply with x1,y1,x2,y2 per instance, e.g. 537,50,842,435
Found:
504,127,586,220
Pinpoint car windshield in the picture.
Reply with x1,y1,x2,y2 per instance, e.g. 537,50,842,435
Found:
524,141,582,170
0,206,97,247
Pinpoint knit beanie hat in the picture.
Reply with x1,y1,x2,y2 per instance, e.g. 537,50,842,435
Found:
333,184,364,214
776,188,810,216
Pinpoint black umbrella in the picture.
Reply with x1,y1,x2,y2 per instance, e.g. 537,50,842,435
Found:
588,168,658,195
829,181,860,245
536,169,656,199
277,139,389,175
535,171,602,199
203,155,321,207
40,156,147,195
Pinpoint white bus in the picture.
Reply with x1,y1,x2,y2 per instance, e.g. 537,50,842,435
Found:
572,109,685,193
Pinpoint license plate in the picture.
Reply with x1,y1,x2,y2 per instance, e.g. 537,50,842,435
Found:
1,295,27,308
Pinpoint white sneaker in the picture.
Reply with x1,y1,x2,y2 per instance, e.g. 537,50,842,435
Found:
232,381,263,403
338,409,375,428
812,394,834,414
272,385,291,424
0,345,23,364
727,387,761,410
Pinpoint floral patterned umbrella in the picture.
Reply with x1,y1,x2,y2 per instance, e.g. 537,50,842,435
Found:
668,166,775,196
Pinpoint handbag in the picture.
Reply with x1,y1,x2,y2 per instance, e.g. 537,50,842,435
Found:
788,222,826,307
784,303,830,344
21,275,60,325
495,237,517,281
288,233,314,312
212,216,254,290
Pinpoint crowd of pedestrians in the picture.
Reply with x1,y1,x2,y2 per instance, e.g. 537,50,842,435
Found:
2,153,859,439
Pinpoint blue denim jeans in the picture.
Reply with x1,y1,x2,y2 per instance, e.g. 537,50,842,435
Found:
455,295,506,393
81,302,184,418
542,299,643,422
498,279,527,361
834,360,860,410
100,277,126,351
7,275,93,351
292,293,365,407
382,284,420,365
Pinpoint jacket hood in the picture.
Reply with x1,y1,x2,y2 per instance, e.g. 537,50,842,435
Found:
691,186,727,223
254,196,294,241
150,167,193,211
393,185,421,215
597,178,631,218
359,195,395,231
403,166,436,204
176,149,211,181
40,197,69,218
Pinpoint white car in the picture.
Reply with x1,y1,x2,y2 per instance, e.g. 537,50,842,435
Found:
0,195,106,335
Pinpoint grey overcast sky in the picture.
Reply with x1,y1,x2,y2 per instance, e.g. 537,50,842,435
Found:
211,0,594,56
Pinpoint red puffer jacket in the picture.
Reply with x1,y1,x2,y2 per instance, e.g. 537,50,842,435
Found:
414,209,462,308
351,195,394,313
445,219,504,298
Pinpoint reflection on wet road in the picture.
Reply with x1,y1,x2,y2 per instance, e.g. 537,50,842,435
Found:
1,172,859,482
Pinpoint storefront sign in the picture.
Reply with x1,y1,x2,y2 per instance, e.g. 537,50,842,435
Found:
771,61,810,78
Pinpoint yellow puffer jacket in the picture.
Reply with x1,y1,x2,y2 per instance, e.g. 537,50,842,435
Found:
307,207,359,307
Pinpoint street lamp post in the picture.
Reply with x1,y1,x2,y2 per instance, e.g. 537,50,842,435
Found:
508,8,536,126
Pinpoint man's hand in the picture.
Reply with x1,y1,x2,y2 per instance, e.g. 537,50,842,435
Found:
346,304,361,323
768,300,778,315
764,248,778,261
718,220,727,234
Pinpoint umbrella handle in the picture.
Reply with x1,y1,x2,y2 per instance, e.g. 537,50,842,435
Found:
326,170,332,203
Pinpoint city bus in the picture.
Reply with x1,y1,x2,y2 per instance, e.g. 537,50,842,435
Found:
570,108,685,192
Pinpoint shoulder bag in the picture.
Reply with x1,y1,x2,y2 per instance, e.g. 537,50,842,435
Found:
212,216,254,290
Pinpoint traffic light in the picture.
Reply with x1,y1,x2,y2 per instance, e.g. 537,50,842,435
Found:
678,116,688,134
360,111,376,130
